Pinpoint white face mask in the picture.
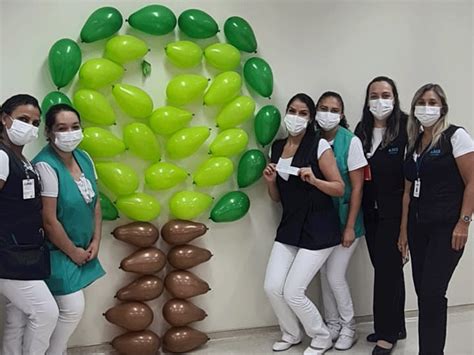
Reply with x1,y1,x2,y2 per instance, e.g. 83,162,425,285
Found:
414,106,441,127
5,116,39,146
369,99,394,120
316,111,341,131
284,114,308,136
54,130,83,152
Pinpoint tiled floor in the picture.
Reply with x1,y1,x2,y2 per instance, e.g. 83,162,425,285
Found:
68,307,473,354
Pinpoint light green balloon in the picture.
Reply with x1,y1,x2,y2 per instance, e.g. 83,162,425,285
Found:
204,43,241,71
166,126,211,159
209,128,249,157
123,123,161,161
216,96,256,129
204,71,241,106
193,157,234,187
169,190,213,220
149,106,193,136
166,74,209,105
165,41,203,68
96,162,139,196
79,58,124,89
80,127,125,158
73,89,116,126
145,162,188,190
105,35,149,64
112,84,153,119
116,192,161,221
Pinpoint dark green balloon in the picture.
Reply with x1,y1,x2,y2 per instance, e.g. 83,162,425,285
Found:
80,7,123,43
100,192,119,221
127,4,176,35
178,9,218,39
243,57,273,98
41,92,73,117
210,191,250,223
224,16,257,53
48,39,82,89
238,150,266,188
255,105,281,147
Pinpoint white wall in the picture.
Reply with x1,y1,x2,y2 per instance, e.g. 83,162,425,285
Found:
1,0,473,347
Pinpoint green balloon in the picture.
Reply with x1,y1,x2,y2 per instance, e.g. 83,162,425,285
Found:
178,9,218,39
169,190,213,220
80,127,125,158
48,39,82,89
41,91,72,117
243,57,273,98
145,162,188,191
193,157,234,187
166,126,211,159
224,16,257,53
116,192,161,222
123,123,161,162
96,162,139,196
210,191,250,223
237,150,266,188
99,192,119,221
127,4,176,35
80,7,123,43
255,105,281,146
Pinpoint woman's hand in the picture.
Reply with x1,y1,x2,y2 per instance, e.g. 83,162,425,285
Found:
398,230,409,258
70,247,91,266
86,238,100,261
299,167,316,185
263,163,277,183
452,221,469,251
342,227,356,248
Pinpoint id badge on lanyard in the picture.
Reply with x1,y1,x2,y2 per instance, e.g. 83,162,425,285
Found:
414,154,424,198
23,179,35,199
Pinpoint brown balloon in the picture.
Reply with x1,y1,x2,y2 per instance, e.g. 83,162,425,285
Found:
163,298,207,326
168,244,212,269
165,270,210,299
120,247,166,274
112,222,159,247
116,275,164,302
104,302,153,331
111,330,161,355
163,326,209,353
161,219,208,245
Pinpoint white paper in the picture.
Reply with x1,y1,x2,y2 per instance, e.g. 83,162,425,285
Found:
276,165,300,176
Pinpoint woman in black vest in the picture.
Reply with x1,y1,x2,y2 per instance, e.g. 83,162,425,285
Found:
0,94,58,354
399,84,473,355
354,76,407,355
263,93,344,355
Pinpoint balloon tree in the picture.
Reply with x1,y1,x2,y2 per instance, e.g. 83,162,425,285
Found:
43,4,280,354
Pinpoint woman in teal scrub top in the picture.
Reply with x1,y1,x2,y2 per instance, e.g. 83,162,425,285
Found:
33,104,105,354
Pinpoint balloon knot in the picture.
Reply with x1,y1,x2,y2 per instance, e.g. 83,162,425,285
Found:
125,19,128,22
254,51,258,54
102,313,106,316
192,113,196,116
148,48,151,52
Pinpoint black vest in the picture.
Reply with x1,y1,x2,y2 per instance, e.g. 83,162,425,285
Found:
404,125,465,224
0,143,49,280
355,121,408,220
270,131,341,250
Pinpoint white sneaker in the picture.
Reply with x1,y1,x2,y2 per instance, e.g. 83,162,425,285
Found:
272,340,301,352
334,328,357,350
303,343,333,355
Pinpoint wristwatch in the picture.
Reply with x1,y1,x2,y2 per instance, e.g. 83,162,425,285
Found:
461,215,473,224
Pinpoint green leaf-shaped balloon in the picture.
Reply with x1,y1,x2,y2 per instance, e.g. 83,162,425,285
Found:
128,4,176,35
41,91,73,117
99,192,119,221
224,16,257,53
80,7,123,43
48,39,82,89
237,150,266,188
178,9,218,39
210,191,250,222
243,57,273,98
255,105,281,147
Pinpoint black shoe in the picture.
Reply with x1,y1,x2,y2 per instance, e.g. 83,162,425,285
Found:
367,333,377,343
372,345,394,354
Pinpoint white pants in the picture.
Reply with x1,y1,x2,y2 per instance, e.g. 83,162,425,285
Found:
0,280,84,355
0,279,58,355
320,238,360,332
264,242,335,348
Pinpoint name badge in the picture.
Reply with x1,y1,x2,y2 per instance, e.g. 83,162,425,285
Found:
413,179,421,198
23,179,35,199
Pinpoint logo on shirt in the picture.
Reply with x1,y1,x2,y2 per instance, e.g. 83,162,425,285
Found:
429,148,441,156
388,147,399,155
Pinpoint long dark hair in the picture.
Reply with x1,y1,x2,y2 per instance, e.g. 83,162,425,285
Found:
315,91,349,129
44,104,81,142
356,76,406,153
0,94,41,136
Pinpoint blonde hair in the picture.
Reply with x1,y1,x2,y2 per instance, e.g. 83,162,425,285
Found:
407,83,450,152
